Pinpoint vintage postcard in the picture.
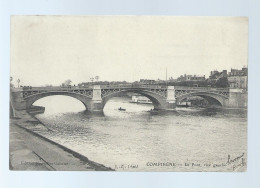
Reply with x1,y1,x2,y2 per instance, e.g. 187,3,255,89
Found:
10,16,248,171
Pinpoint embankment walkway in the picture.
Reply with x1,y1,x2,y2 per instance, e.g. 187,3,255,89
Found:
9,114,112,171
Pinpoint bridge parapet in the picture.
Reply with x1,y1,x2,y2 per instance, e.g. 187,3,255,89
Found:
100,84,167,89
174,86,229,91
22,87,93,99
100,86,167,98
22,86,93,91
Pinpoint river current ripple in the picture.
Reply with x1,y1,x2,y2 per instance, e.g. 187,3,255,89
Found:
34,96,247,171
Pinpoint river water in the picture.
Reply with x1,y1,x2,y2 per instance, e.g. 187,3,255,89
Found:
34,96,247,171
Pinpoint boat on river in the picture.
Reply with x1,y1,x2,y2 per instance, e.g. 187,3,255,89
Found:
129,95,152,104
118,107,126,111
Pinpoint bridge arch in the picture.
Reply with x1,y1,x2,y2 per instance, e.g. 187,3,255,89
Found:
101,89,167,110
176,91,228,107
24,91,92,110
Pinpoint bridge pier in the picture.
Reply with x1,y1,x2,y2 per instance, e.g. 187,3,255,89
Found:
89,85,103,112
225,88,247,109
166,86,176,110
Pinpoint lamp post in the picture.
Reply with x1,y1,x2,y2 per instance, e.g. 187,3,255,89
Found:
166,68,168,88
17,79,20,88
95,76,99,82
90,77,94,85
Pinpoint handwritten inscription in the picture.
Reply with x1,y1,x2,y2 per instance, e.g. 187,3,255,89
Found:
145,153,246,171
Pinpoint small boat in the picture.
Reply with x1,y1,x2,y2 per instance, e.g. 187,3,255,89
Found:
149,109,159,115
118,107,126,111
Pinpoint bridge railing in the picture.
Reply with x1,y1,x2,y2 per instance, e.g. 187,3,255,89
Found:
22,86,93,91
100,84,167,89
22,84,167,90
174,86,229,91
20,85,229,91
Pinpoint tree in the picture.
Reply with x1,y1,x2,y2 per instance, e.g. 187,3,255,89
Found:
62,79,72,86
215,77,229,88
10,77,14,88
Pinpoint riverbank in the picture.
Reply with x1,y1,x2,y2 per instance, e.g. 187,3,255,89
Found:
9,110,113,171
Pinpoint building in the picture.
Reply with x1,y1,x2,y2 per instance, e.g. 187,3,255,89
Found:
227,68,248,89
228,68,248,77
209,70,227,80
139,79,156,84
177,74,206,82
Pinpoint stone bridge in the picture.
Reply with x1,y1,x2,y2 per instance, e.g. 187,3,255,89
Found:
10,84,247,112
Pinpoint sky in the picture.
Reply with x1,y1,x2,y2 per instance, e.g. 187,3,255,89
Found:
10,16,248,86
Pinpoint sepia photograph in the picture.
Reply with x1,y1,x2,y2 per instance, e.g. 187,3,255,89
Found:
9,16,248,172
